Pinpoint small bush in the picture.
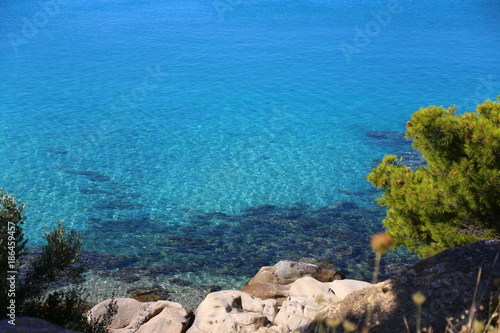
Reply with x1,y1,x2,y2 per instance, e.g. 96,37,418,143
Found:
0,189,113,331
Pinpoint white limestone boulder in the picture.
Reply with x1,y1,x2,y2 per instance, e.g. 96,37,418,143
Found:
328,279,371,300
187,290,277,333
89,298,192,333
247,260,343,286
272,277,341,332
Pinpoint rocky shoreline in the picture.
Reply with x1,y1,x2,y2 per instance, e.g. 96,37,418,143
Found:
2,240,499,332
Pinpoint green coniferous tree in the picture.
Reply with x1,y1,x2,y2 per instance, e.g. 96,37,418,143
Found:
368,97,500,257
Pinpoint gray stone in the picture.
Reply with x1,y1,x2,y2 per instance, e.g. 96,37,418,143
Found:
89,298,192,333
240,282,290,305
247,260,343,287
187,290,277,333
272,277,341,332
244,260,344,304
288,276,338,301
328,279,371,300
256,326,287,333
274,297,325,333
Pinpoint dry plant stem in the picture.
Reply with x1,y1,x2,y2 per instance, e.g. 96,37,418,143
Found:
467,267,483,330
478,253,499,304
445,318,454,333
403,316,411,333
484,296,500,332
372,252,382,284
416,304,422,333
364,314,373,332
365,251,383,330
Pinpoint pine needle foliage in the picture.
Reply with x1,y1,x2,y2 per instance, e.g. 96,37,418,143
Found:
0,189,114,331
368,97,500,257
0,189,27,312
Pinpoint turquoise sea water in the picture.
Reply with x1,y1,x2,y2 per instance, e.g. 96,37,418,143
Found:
1,0,499,301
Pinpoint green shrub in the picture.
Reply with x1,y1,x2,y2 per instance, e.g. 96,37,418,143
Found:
1,189,114,331
0,189,27,314
368,97,500,257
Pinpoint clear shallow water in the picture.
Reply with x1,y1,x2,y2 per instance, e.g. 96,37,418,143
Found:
1,0,499,303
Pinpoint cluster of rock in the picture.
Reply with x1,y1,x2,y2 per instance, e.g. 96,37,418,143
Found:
86,260,357,333
188,261,363,333
3,240,499,333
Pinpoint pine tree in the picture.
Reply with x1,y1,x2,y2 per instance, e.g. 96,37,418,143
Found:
368,97,500,257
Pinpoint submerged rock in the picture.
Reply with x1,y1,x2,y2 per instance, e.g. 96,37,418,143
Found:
201,285,223,294
169,278,193,287
127,286,170,302
63,169,111,182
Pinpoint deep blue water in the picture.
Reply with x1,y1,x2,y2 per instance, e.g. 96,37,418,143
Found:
1,0,499,292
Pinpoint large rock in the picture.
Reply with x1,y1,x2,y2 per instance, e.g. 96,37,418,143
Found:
241,283,290,306
0,318,79,333
247,260,344,286
288,277,338,301
89,298,192,333
270,277,341,332
186,290,277,333
308,240,500,332
243,260,344,303
274,297,327,333
328,279,371,300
